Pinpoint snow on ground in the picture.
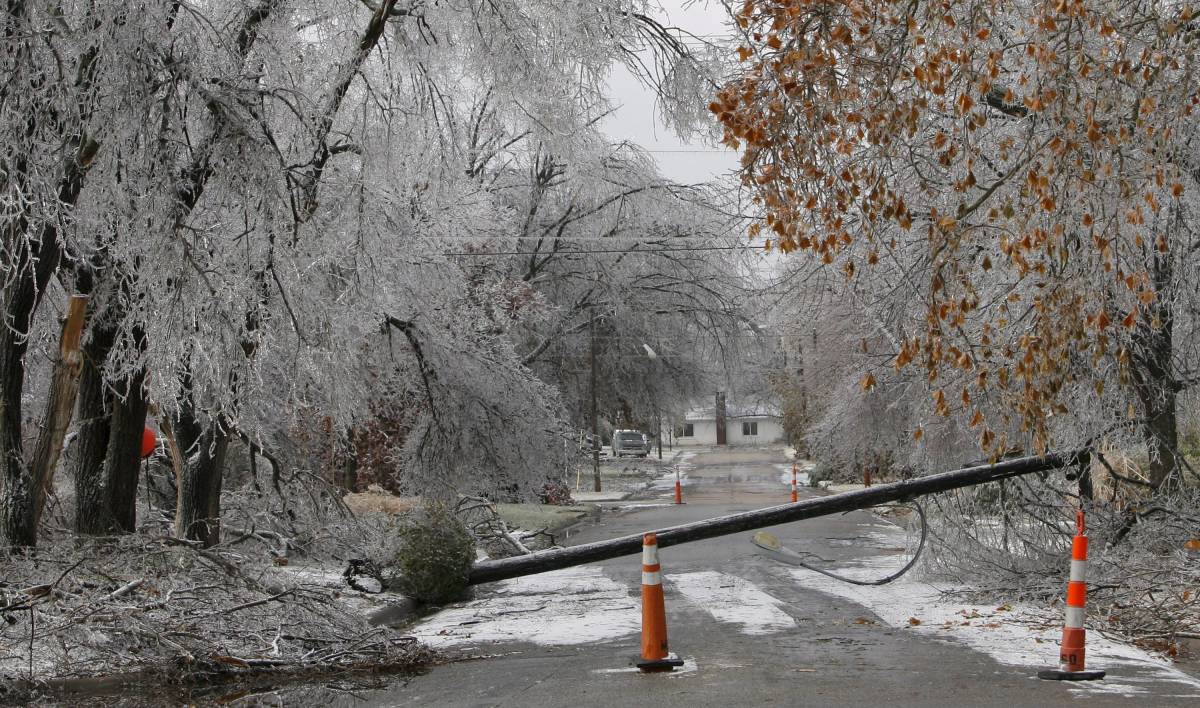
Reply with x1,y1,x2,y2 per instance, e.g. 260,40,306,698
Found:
776,463,811,488
617,502,678,511
409,566,639,648
649,470,692,489
669,571,796,635
789,527,1200,699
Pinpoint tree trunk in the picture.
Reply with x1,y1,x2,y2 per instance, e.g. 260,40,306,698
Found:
340,433,359,492
173,402,229,547
0,4,99,546
0,229,64,547
1137,381,1177,489
175,427,229,547
0,324,33,545
73,323,115,535
104,368,148,532
1131,250,1177,489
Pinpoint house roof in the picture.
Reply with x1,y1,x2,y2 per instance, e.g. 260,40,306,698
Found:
684,401,781,420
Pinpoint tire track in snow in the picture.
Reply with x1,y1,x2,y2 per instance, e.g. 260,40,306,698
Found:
409,566,639,648
669,570,797,635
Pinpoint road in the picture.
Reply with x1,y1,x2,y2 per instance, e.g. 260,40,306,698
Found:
353,446,1199,707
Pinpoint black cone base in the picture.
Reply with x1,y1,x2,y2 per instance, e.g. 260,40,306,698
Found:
1038,669,1106,681
636,653,685,672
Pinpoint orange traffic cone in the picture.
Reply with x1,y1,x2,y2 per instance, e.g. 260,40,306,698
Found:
791,461,798,503
1039,510,1105,681
636,533,684,672
674,467,683,505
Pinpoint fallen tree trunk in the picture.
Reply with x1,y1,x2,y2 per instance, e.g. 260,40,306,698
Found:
468,450,1089,586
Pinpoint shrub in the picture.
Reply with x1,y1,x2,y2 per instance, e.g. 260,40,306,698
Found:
808,463,833,488
382,502,475,604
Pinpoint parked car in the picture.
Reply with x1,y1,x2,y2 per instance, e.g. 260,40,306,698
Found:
613,429,650,457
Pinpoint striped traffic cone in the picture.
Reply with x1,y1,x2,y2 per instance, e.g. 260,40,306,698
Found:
636,533,684,672
674,467,683,505
791,461,799,503
1038,510,1105,681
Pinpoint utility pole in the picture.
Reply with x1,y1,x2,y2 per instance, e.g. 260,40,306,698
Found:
656,410,663,460
468,449,1089,585
590,311,600,492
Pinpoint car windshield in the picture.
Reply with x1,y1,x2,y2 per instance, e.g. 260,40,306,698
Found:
619,433,642,440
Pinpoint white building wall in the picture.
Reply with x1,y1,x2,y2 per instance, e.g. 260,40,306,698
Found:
727,417,784,445
675,417,783,446
676,419,717,446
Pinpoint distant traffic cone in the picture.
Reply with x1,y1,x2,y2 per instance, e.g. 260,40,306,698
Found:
674,466,683,505
636,533,684,672
1038,510,1105,681
791,462,799,503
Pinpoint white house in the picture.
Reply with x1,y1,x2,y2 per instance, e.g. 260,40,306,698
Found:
675,396,785,447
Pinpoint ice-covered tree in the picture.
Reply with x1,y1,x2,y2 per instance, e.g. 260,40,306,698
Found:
1,0,739,546
715,0,1200,488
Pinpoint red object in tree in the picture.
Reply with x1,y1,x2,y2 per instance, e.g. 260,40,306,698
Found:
141,427,157,458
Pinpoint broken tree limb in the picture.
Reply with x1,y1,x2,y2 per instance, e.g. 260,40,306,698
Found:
29,294,89,530
467,449,1089,586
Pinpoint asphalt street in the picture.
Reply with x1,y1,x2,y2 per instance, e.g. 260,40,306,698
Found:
351,446,1199,707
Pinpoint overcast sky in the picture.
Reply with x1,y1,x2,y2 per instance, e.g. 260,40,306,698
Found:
599,1,739,184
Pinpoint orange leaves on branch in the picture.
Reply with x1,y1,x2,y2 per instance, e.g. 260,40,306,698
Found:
714,0,1189,460
956,92,974,114
932,389,949,416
